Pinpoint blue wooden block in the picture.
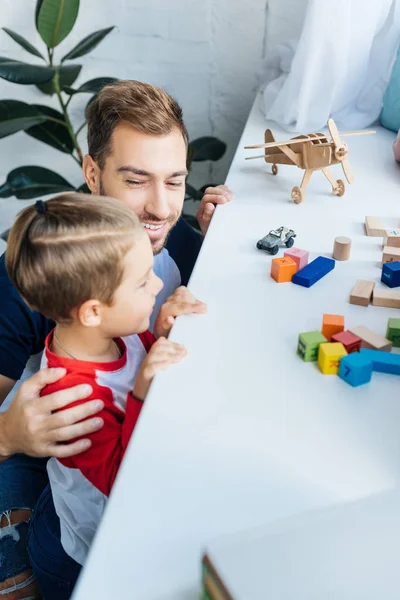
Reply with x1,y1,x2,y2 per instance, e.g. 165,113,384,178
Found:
339,353,373,387
292,256,335,288
359,349,400,375
381,261,400,288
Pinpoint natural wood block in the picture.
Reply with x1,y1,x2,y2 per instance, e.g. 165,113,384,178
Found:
349,325,392,352
333,236,351,261
372,289,400,309
270,256,297,283
383,229,400,248
365,216,385,237
382,246,400,264
322,313,345,341
318,342,347,375
331,330,362,353
349,280,375,306
284,247,309,271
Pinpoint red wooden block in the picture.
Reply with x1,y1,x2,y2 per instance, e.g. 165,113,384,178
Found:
331,330,362,354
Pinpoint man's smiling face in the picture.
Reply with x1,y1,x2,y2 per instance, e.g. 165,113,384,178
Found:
85,123,188,255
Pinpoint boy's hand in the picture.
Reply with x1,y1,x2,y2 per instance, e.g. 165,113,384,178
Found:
196,185,233,235
154,286,207,339
133,337,187,401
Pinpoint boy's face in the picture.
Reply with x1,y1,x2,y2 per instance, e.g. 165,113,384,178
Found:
84,125,188,255
101,233,163,337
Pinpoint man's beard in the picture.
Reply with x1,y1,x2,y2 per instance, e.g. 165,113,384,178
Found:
99,179,180,255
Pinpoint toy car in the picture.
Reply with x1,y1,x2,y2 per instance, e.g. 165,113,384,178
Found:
256,226,296,255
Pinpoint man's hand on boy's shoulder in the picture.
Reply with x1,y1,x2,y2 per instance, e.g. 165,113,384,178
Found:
154,286,207,339
196,185,233,235
0,368,105,460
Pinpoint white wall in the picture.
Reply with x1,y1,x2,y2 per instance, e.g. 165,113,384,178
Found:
0,0,269,241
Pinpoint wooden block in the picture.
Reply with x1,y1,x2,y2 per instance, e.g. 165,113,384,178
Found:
387,317,400,348
381,261,400,288
292,256,335,288
360,349,400,376
331,330,362,353
318,342,347,375
372,288,400,309
270,256,297,283
349,325,392,352
284,247,309,270
322,314,345,341
297,331,327,362
382,246,400,264
333,236,351,261
349,280,375,306
365,216,385,237
339,353,373,387
383,229,400,248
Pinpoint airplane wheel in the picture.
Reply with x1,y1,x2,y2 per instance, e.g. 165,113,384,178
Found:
291,186,302,204
333,179,345,197
272,164,278,175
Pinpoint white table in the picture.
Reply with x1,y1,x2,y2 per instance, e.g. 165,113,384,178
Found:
73,93,400,600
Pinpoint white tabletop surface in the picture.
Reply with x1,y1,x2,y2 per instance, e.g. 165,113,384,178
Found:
73,93,400,600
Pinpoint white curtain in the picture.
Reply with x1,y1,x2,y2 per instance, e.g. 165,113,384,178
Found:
263,0,400,131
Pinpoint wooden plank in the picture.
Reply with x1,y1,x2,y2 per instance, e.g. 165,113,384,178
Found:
349,325,392,352
365,216,385,237
349,280,375,306
372,289,400,309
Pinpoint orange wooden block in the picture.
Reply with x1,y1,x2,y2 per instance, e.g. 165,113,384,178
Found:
270,257,297,283
322,313,345,341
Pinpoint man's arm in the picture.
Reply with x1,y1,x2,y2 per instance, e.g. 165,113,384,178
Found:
0,368,105,462
0,374,16,406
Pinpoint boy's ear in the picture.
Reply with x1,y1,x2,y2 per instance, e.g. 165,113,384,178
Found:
82,154,101,195
78,299,102,327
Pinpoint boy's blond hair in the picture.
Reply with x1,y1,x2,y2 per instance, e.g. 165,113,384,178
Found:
6,193,143,322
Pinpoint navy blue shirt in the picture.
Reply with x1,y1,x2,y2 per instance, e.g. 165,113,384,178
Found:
0,217,202,381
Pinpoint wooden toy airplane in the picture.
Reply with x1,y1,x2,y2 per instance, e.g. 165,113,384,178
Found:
244,118,375,203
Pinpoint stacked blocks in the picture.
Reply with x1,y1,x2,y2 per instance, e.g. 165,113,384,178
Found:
292,256,335,288
297,331,327,361
381,261,400,288
322,314,345,341
318,343,347,374
387,318,400,347
270,257,297,283
339,353,373,387
331,330,362,353
284,248,309,271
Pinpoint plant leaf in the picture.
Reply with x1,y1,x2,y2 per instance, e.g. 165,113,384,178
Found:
0,57,54,85
188,136,227,162
64,76,117,95
0,166,75,199
2,28,45,60
38,0,80,48
77,182,90,193
37,63,81,95
35,0,45,30
0,100,47,138
61,27,115,62
25,105,74,154
185,183,202,200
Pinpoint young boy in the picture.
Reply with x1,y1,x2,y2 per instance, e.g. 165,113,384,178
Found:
5,193,187,569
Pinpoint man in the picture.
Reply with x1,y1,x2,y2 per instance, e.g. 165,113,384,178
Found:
0,80,232,599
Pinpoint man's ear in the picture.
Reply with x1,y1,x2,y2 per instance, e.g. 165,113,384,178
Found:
82,154,101,194
77,299,102,327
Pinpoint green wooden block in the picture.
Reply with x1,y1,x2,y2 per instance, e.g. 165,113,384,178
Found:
297,331,328,361
387,318,400,347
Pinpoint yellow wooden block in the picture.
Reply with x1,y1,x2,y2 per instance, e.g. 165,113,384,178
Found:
318,342,347,375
